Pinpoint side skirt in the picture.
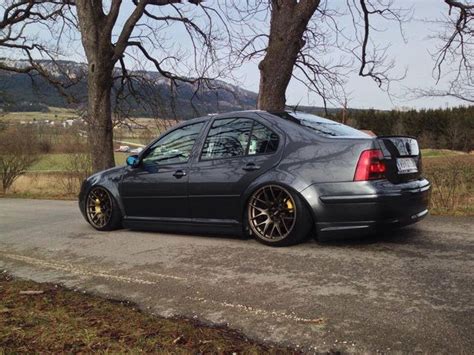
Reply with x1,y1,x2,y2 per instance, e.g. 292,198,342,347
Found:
122,216,243,236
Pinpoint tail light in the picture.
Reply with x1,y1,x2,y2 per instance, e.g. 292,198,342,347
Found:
354,149,386,181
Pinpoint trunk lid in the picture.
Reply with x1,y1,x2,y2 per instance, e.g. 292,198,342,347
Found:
376,136,422,183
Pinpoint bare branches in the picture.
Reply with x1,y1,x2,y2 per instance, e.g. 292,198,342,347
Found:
225,0,411,110
127,41,198,84
414,0,473,103
112,0,150,61
0,1,82,103
445,0,474,11
349,0,411,88
434,0,473,80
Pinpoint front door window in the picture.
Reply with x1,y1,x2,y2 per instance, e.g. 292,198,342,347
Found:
142,122,205,166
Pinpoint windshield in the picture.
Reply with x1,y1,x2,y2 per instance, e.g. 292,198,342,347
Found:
273,111,371,138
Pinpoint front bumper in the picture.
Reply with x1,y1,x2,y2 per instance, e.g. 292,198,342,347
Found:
78,179,89,220
300,178,431,240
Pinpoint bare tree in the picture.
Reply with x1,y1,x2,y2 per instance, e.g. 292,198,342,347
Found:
2,1,227,172
73,0,213,171
0,125,41,193
255,1,321,111
418,0,473,103
225,0,409,112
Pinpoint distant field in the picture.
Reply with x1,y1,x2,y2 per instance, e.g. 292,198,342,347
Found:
421,149,468,158
1,108,179,128
1,107,78,122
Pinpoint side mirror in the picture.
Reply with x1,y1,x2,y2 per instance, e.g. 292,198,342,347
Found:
126,155,139,168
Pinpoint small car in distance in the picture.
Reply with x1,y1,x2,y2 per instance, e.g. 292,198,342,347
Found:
79,111,431,246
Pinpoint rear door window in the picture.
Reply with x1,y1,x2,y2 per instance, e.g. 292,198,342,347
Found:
248,122,279,155
201,118,252,160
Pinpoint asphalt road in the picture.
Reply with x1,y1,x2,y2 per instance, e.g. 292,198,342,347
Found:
0,198,473,353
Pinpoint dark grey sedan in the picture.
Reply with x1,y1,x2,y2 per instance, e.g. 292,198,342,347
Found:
79,111,431,246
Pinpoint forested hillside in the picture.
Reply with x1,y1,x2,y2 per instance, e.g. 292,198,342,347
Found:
0,60,257,118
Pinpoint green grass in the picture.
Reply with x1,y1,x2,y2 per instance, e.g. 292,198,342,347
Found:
421,149,467,158
30,154,70,171
0,271,294,353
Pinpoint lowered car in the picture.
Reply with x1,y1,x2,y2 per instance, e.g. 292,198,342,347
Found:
79,111,431,246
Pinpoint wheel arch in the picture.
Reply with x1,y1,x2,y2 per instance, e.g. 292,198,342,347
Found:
83,177,125,218
240,170,316,234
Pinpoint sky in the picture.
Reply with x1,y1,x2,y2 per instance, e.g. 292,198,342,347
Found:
3,0,468,111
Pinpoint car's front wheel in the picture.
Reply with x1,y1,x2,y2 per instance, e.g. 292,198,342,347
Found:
246,185,312,246
85,186,122,231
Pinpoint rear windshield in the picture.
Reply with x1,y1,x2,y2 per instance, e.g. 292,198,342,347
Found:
273,111,370,138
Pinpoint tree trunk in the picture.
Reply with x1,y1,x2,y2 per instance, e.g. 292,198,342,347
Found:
87,61,115,172
76,1,116,172
257,1,320,111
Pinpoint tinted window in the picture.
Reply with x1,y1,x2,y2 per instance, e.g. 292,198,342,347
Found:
274,111,370,138
201,118,252,159
248,122,279,155
142,122,204,165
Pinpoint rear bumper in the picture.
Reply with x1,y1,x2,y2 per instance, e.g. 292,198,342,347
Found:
300,179,431,240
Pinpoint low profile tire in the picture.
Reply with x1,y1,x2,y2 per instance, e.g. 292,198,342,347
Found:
246,184,312,247
85,186,122,231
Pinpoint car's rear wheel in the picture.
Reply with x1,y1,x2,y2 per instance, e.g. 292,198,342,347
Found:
246,185,311,246
85,186,122,231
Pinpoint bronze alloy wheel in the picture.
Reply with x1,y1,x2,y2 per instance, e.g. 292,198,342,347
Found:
86,187,113,229
248,185,297,242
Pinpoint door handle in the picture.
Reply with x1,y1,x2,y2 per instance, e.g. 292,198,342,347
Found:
242,163,260,171
173,170,187,179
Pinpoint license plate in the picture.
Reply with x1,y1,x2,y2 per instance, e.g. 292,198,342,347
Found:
396,158,418,174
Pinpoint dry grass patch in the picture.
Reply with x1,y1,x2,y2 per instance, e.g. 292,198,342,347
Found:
0,271,296,353
7,173,77,200
423,155,474,216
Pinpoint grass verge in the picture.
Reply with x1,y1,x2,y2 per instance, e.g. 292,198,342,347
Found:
423,155,473,216
0,271,294,353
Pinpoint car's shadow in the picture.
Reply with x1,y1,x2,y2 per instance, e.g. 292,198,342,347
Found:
126,224,420,247
314,225,420,247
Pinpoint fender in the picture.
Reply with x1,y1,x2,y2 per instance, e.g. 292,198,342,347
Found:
80,166,127,217
240,167,316,223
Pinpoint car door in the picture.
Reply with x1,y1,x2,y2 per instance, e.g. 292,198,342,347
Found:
188,117,281,222
120,121,205,220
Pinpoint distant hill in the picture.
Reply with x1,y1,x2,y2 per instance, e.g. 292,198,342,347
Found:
0,59,259,118
0,59,338,118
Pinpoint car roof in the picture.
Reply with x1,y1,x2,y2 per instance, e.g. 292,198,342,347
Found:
175,110,338,130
